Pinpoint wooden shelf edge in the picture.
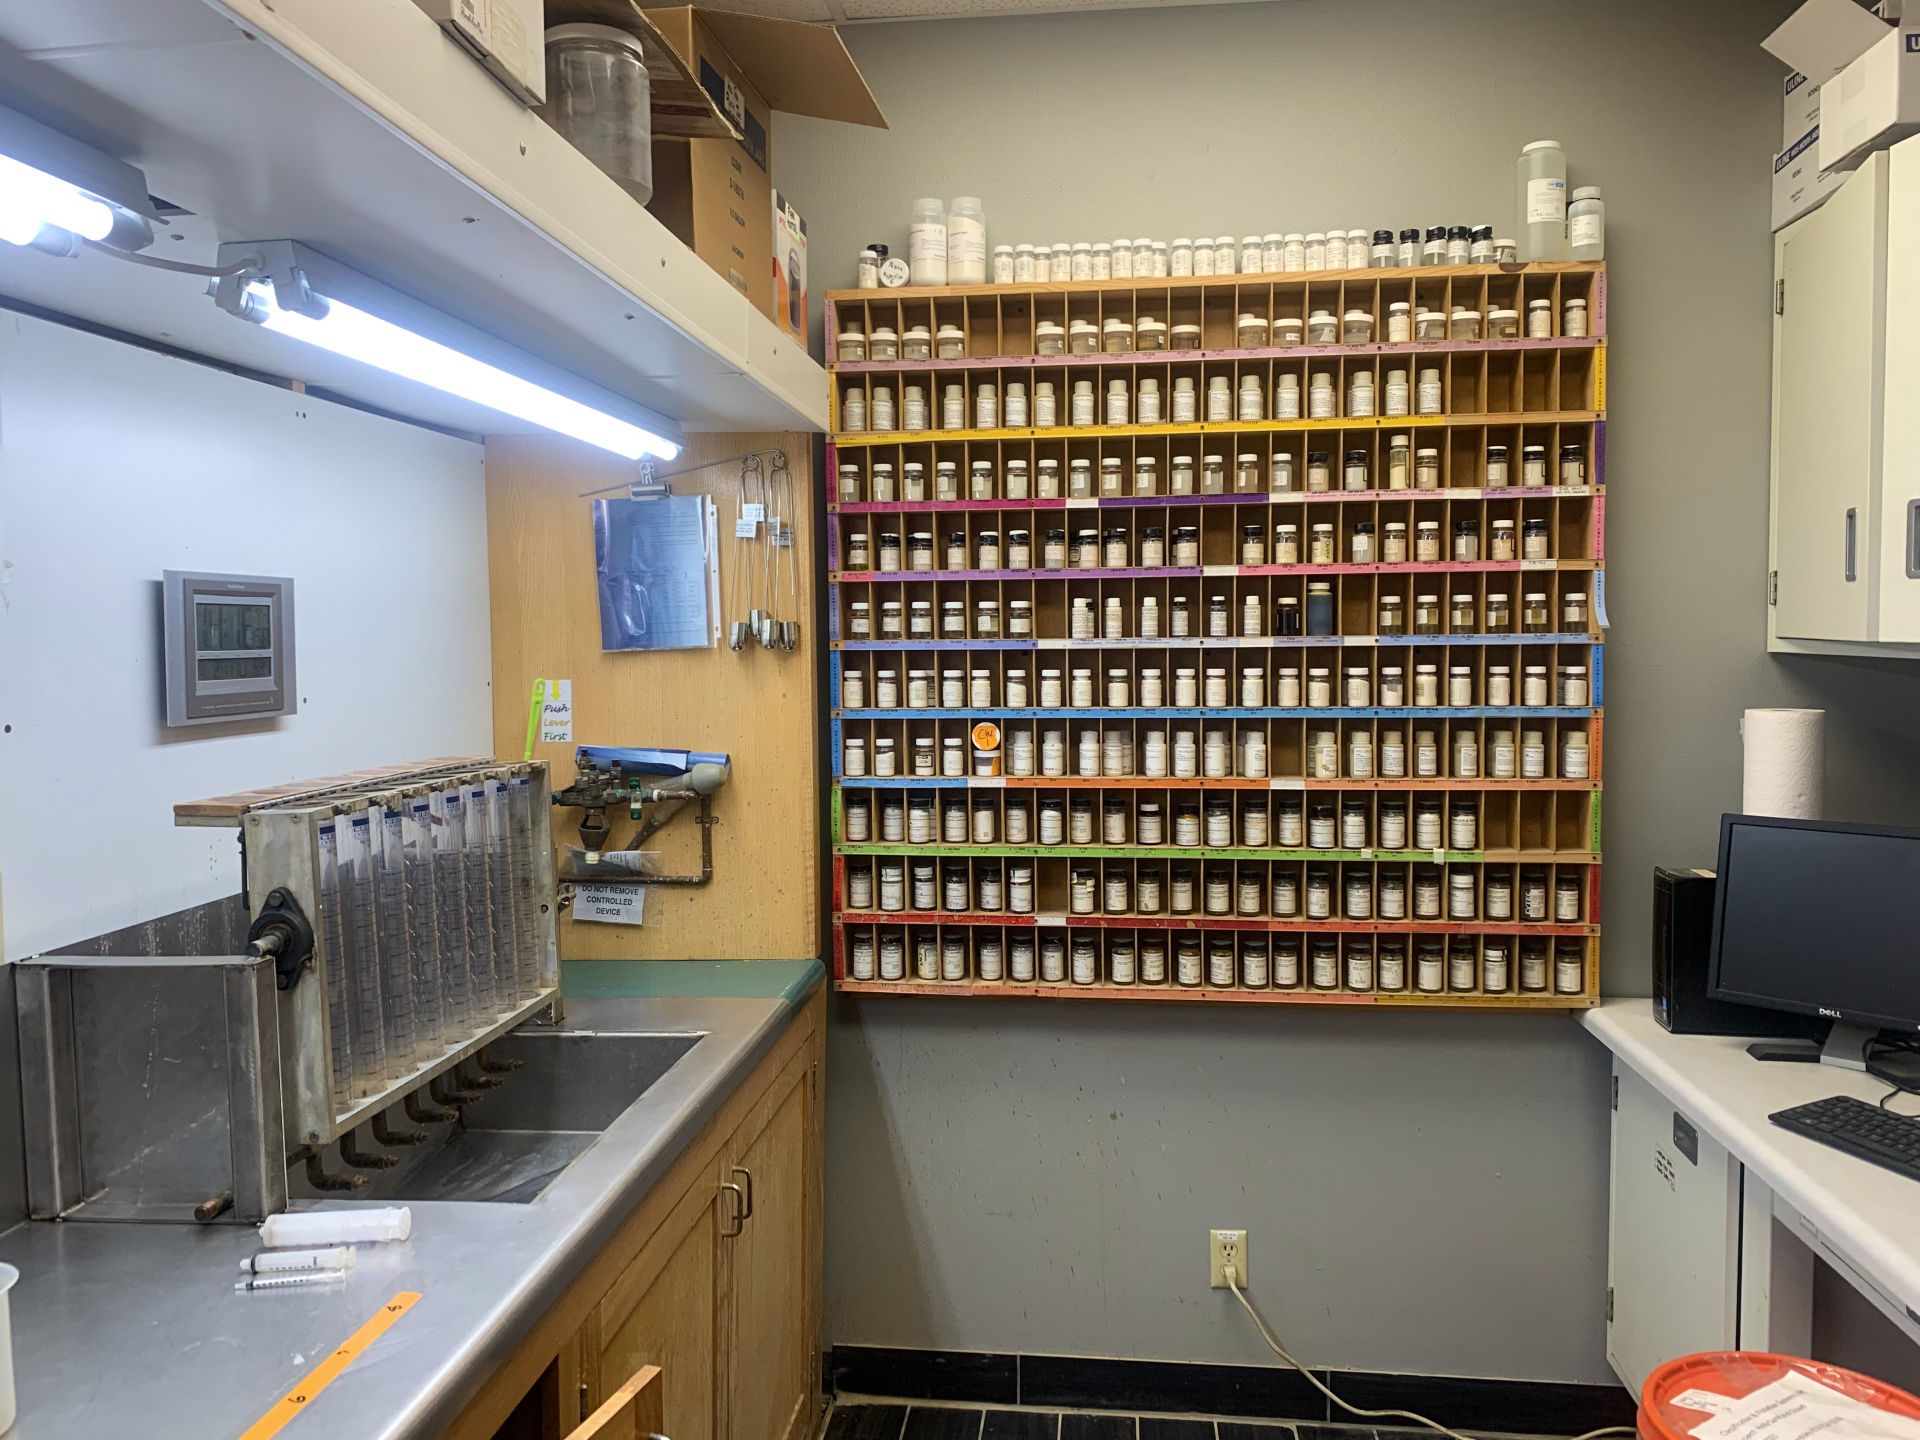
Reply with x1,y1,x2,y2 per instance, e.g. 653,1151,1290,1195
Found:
831,978,1597,1008
829,413,1603,447
828,336,1607,375
825,261,1608,304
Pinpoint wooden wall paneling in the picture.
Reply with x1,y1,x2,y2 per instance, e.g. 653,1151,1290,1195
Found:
486,432,819,960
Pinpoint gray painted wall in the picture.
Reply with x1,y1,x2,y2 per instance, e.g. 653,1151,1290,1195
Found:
777,0,1920,1382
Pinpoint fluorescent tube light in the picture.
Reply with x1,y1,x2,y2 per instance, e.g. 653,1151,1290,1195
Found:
214,240,681,462
0,153,115,247
0,102,156,254
255,286,679,460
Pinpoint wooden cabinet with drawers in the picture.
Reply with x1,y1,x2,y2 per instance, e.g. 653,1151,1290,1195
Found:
450,991,825,1440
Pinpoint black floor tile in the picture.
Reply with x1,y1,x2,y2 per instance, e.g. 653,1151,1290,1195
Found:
828,1404,910,1440
1021,1355,1326,1422
1297,1426,1369,1440
834,1346,1021,1405
1140,1419,1216,1439
1060,1416,1136,1440
983,1411,1063,1440
1219,1426,1297,1439
905,1407,987,1440
1320,1372,1636,1437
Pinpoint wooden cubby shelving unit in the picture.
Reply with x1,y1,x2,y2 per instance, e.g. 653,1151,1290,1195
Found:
823,262,1607,1008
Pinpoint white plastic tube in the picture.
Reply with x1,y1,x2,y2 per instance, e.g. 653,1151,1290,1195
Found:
259,1207,411,1249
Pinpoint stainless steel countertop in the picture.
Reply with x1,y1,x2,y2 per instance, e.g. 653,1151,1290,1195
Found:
0,983,819,1440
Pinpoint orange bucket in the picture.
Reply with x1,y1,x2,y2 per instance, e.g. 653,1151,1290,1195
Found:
1640,1352,1920,1440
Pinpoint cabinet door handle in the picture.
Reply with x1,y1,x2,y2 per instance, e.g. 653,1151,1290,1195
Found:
1846,507,1858,582
1907,499,1920,579
731,1165,754,1220
720,1181,746,1237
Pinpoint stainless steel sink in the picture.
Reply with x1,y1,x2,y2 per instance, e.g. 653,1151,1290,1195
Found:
305,1031,702,1205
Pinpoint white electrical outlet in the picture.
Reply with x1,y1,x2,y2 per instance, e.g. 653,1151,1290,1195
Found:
1210,1228,1248,1289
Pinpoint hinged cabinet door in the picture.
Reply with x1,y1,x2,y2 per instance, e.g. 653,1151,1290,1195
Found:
1606,1062,1740,1394
1875,135,1920,641
1773,152,1887,642
723,1051,814,1440
593,1161,725,1440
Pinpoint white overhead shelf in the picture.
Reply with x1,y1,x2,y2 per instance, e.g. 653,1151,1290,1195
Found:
0,0,829,437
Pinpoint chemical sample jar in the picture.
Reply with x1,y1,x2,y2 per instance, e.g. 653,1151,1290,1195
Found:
935,324,966,360
1488,308,1520,340
1378,593,1406,636
1453,519,1480,563
1307,310,1339,345
1560,444,1586,486
1351,520,1376,564
1274,374,1301,420
1523,592,1551,633
1563,297,1589,337
1517,140,1569,262
1348,371,1375,417
1527,299,1553,338
1137,318,1167,351
1091,242,1112,280
1069,319,1099,355
1238,375,1264,421
1308,373,1336,419
1103,318,1135,354
1558,665,1589,707
1450,309,1482,341
1415,309,1446,342
1170,324,1203,352
1035,321,1065,356
1561,726,1591,777
1237,314,1270,349
1306,582,1335,636
1274,522,1300,565
1416,368,1443,415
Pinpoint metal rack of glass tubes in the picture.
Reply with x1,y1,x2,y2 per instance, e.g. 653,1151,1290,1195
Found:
824,262,1604,1005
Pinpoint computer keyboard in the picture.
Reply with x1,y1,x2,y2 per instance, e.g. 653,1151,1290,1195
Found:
1770,1094,1920,1181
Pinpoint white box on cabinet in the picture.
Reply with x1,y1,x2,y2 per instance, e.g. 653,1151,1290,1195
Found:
415,0,546,105
1819,23,1920,173
1775,125,1847,230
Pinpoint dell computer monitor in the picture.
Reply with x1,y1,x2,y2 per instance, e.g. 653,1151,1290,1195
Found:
1709,813,1920,1035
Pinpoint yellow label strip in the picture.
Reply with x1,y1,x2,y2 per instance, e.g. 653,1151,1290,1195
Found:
237,1291,422,1440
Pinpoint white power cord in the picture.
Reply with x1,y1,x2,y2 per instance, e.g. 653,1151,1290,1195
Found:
1221,1266,1635,1440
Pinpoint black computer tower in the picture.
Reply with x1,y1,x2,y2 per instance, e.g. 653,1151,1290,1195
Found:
1652,867,1825,1037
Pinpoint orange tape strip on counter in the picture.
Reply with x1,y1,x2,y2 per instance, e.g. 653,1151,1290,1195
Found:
236,1292,422,1440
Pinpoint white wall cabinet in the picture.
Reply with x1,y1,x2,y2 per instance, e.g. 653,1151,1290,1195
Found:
1769,136,1920,656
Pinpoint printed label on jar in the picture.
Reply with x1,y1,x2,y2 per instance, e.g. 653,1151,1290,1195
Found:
1526,177,1567,223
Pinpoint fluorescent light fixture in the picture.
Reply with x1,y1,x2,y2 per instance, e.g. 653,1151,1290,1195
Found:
0,153,114,246
215,240,680,461
0,101,155,254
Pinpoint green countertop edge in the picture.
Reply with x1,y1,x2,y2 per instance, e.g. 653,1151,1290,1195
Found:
562,958,825,1004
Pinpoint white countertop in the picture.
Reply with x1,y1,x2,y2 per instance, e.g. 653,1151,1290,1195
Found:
1581,1000,1920,1322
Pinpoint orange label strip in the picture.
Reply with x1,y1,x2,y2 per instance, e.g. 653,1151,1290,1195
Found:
236,1291,422,1440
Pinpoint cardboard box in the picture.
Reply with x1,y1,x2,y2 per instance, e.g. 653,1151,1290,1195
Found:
640,7,884,323
772,190,807,343
416,0,547,105
1775,125,1850,229
1819,21,1920,173
1763,0,1920,174
1785,70,1823,146
643,8,773,310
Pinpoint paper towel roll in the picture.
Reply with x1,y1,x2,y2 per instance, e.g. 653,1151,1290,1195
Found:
1741,708,1825,819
